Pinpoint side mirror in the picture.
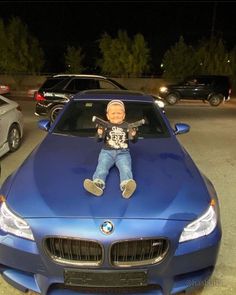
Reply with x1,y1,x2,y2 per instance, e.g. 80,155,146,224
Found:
174,123,190,135
38,119,51,132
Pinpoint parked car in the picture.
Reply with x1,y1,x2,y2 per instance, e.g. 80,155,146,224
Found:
34,74,127,121
0,82,10,96
0,95,23,158
0,89,221,295
159,75,231,106
35,74,165,122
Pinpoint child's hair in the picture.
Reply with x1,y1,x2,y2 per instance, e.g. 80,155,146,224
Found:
106,100,125,112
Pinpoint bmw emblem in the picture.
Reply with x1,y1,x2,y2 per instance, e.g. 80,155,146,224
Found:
100,221,114,235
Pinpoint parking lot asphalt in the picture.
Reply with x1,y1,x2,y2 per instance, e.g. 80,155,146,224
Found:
0,98,236,295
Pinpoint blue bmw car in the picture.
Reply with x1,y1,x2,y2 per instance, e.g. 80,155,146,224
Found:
0,90,221,295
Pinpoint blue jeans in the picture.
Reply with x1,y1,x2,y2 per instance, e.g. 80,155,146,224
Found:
93,149,133,188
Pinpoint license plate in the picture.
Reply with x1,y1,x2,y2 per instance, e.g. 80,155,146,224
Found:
64,269,147,287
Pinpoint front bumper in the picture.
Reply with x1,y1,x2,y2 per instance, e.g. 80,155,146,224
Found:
0,218,221,295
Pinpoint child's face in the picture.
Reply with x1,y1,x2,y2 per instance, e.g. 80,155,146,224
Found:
106,104,125,124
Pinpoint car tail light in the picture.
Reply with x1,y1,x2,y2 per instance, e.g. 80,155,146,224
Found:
35,92,45,101
0,85,10,91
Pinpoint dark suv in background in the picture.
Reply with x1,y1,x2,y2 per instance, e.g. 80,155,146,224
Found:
159,75,231,106
34,74,126,121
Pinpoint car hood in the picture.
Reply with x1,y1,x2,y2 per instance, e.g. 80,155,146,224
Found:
5,134,211,220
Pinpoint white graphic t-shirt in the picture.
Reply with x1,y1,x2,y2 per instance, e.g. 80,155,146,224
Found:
97,122,137,150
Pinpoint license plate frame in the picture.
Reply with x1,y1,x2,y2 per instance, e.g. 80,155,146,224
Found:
64,269,148,287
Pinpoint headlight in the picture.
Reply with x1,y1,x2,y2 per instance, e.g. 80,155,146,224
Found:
0,201,34,241
155,99,165,109
159,86,168,93
179,204,217,242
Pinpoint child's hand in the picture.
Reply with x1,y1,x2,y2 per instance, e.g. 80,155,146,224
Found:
97,127,104,136
128,128,137,139
131,129,136,137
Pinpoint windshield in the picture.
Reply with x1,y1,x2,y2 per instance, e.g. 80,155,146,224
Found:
53,100,170,138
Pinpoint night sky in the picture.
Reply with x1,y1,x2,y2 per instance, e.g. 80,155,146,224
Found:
1,1,236,73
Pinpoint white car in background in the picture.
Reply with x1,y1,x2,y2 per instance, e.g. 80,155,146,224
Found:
0,95,23,158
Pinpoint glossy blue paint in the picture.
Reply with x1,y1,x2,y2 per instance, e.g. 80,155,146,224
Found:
0,91,222,295
38,119,51,131
4,134,211,220
174,123,190,134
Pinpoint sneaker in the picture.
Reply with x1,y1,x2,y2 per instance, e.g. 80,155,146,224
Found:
122,179,136,199
83,179,103,197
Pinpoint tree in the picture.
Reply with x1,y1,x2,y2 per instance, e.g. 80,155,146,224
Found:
98,30,150,77
28,38,44,73
64,45,85,73
195,37,232,75
0,19,8,72
228,46,236,87
130,33,150,76
0,17,44,74
162,36,233,80
162,36,198,80
97,31,130,76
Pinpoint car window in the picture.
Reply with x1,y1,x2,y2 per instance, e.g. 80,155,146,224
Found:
0,98,8,107
213,76,230,86
185,78,198,85
41,78,67,89
53,101,170,138
184,77,212,86
107,78,127,90
196,78,212,85
98,80,118,89
65,79,99,92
